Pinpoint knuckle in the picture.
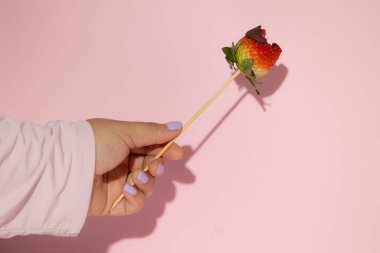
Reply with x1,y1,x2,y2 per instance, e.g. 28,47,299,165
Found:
144,180,155,197
128,206,140,215
136,193,146,206
134,200,145,213
148,122,162,135
127,196,145,215
143,157,154,170
145,188,154,197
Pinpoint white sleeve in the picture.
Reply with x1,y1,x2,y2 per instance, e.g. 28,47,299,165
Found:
0,115,95,238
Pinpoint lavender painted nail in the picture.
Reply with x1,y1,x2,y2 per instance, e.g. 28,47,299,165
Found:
124,183,137,195
137,170,149,184
156,163,165,175
166,121,183,130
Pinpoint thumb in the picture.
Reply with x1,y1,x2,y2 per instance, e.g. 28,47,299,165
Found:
120,121,183,148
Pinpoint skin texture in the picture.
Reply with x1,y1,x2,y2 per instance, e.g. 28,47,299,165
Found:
86,118,184,216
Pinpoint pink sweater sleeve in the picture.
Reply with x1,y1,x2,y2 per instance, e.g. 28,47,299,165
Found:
0,115,95,238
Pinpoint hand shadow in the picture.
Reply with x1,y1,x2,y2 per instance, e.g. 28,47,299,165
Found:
0,64,287,253
0,145,196,253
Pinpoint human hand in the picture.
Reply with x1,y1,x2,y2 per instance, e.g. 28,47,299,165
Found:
86,118,184,216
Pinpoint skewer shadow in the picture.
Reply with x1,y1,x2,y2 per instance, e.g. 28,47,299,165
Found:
0,64,287,253
193,64,288,155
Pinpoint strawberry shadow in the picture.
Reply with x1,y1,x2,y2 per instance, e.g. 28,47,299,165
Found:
193,64,288,156
0,64,287,252
235,64,288,111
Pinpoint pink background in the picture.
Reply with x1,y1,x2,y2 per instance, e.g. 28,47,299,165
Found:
1,0,380,252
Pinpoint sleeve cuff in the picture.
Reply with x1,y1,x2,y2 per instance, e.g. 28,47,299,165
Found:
65,120,95,235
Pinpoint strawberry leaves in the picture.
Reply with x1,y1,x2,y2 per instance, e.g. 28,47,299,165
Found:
222,39,260,95
222,46,235,70
222,42,238,70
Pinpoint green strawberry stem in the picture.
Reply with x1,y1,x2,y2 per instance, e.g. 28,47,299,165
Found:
223,45,260,95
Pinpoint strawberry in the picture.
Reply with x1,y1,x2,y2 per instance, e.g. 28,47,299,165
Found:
222,26,282,94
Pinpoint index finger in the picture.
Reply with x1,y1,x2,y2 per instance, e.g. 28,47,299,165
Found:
131,142,185,160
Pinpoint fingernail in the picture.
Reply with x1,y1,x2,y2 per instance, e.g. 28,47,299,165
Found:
166,121,183,130
137,170,149,184
156,163,165,175
124,183,137,195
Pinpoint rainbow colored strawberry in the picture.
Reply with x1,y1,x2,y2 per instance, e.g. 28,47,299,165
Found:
222,26,282,94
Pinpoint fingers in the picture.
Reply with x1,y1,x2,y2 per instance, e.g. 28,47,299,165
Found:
121,164,158,214
122,184,146,215
110,155,165,216
119,121,183,148
130,169,155,196
131,142,185,160
129,155,165,178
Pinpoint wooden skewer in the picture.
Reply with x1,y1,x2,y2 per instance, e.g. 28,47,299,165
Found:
108,70,241,213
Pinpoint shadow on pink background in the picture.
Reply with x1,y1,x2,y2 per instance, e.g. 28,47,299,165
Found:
0,62,288,253
0,150,195,253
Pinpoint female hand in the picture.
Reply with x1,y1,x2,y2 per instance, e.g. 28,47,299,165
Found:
87,119,184,216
